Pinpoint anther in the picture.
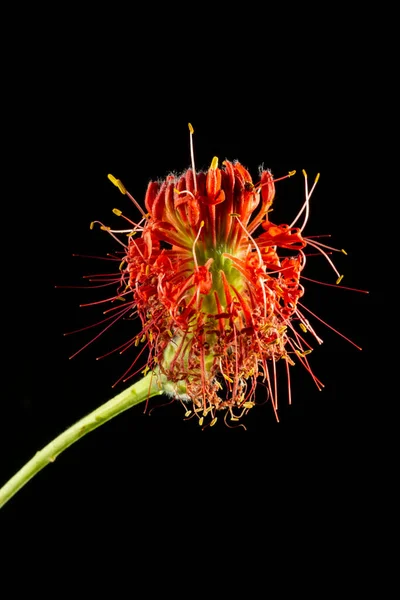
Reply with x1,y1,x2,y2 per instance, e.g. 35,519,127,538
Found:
108,174,126,195
210,156,219,170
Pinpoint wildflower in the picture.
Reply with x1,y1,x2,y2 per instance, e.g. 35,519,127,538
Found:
0,127,367,511
84,124,361,428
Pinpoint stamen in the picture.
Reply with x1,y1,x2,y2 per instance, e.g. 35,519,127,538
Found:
298,301,362,350
230,214,268,317
210,156,219,170
108,174,126,194
271,170,296,184
305,239,341,278
231,215,264,269
90,221,128,249
256,170,296,192
304,237,345,253
188,122,197,193
174,188,196,201
108,173,147,217
301,275,369,294
192,220,204,271
288,170,320,231
68,304,132,360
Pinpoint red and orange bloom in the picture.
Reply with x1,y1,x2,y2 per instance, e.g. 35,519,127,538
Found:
80,125,362,428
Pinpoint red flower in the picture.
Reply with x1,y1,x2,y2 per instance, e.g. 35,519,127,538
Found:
78,126,363,428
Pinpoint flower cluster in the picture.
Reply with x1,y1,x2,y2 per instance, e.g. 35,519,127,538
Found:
122,161,310,425
80,126,359,427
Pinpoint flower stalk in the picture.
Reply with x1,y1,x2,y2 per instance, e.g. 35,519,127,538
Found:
1,123,365,509
0,371,175,510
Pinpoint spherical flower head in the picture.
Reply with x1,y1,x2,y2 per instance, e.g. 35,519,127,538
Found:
113,152,311,426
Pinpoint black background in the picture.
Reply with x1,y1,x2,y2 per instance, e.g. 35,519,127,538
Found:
4,116,375,494
1,13,387,579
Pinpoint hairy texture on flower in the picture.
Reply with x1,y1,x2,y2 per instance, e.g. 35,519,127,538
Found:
98,158,323,427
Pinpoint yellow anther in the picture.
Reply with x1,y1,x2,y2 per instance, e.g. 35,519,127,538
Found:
288,170,296,177
188,122,194,134
282,355,296,366
302,169,307,178
140,334,146,343
230,416,239,422
114,296,126,302
229,213,241,217
210,417,217,427
341,249,348,256
112,208,122,216
243,402,254,409
134,337,139,347
100,225,110,231
336,274,344,285
314,173,320,184
210,156,219,170
200,220,204,227
108,174,118,186
303,349,312,356
223,373,233,383
90,222,94,230
107,174,126,195
185,410,192,417
119,260,125,271
149,332,153,343
146,264,150,275
300,323,307,332
199,417,204,426
141,365,149,376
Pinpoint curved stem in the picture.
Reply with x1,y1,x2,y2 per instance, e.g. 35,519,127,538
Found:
0,372,162,510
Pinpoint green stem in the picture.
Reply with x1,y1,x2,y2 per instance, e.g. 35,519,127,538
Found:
0,372,162,510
